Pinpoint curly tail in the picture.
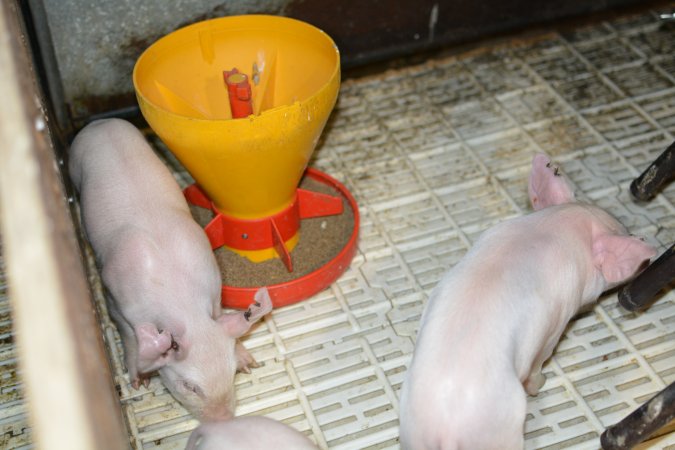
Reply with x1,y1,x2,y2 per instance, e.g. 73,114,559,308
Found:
185,425,204,450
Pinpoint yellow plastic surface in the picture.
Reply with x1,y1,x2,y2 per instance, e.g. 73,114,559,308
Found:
234,232,300,263
133,15,340,222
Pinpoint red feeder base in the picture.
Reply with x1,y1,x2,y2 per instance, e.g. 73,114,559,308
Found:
184,168,360,309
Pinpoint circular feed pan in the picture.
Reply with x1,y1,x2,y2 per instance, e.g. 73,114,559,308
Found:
217,168,359,309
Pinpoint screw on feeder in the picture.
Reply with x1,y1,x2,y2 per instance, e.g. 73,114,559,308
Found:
252,62,261,85
223,68,253,118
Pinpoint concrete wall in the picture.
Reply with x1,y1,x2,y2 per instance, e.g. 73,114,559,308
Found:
31,0,651,127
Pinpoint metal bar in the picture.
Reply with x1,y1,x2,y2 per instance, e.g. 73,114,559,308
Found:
24,0,71,135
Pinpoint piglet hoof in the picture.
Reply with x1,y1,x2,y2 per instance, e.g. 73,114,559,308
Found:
238,366,252,374
524,372,546,396
130,374,151,390
235,341,260,374
237,359,260,374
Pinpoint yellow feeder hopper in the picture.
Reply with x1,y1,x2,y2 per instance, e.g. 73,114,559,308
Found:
133,15,359,308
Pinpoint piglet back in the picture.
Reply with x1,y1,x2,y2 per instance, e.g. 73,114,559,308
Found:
68,119,195,262
69,118,187,213
185,417,318,450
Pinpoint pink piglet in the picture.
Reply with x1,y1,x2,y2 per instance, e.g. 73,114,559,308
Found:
399,153,656,450
69,118,272,421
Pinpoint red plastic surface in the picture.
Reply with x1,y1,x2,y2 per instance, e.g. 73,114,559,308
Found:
183,181,344,256
184,187,303,252
223,68,253,118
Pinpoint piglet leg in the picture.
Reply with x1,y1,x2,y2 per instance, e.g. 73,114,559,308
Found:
119,322,147,389
107,298,149,389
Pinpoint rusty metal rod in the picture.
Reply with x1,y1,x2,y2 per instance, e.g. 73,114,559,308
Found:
618,244,675,312
601,381,675,450
630,140,675,201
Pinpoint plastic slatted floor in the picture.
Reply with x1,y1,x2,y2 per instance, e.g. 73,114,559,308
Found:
0,242,32,448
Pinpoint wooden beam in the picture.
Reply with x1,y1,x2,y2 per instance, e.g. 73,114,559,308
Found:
0,1,128,449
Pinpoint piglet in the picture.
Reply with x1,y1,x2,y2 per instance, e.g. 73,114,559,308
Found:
185,417,318,450
69,118,272,420
399,153,656,450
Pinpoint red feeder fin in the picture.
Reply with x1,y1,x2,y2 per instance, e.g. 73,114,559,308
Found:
271,218,293,272
183,184,213,209
204,214,227,250
297,188,343,219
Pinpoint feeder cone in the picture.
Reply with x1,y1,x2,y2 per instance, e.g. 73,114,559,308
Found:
133,15,341,266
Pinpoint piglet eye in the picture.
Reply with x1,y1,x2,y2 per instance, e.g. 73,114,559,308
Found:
180,380,204,398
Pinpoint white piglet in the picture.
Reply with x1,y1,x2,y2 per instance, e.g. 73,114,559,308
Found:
185,417,318,450
399,153,656,450
69,118,272,420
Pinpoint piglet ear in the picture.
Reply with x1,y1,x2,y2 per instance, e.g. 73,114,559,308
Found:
135,323,174,372
593,235,657,285
218,287,273,338
528,153,576,210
